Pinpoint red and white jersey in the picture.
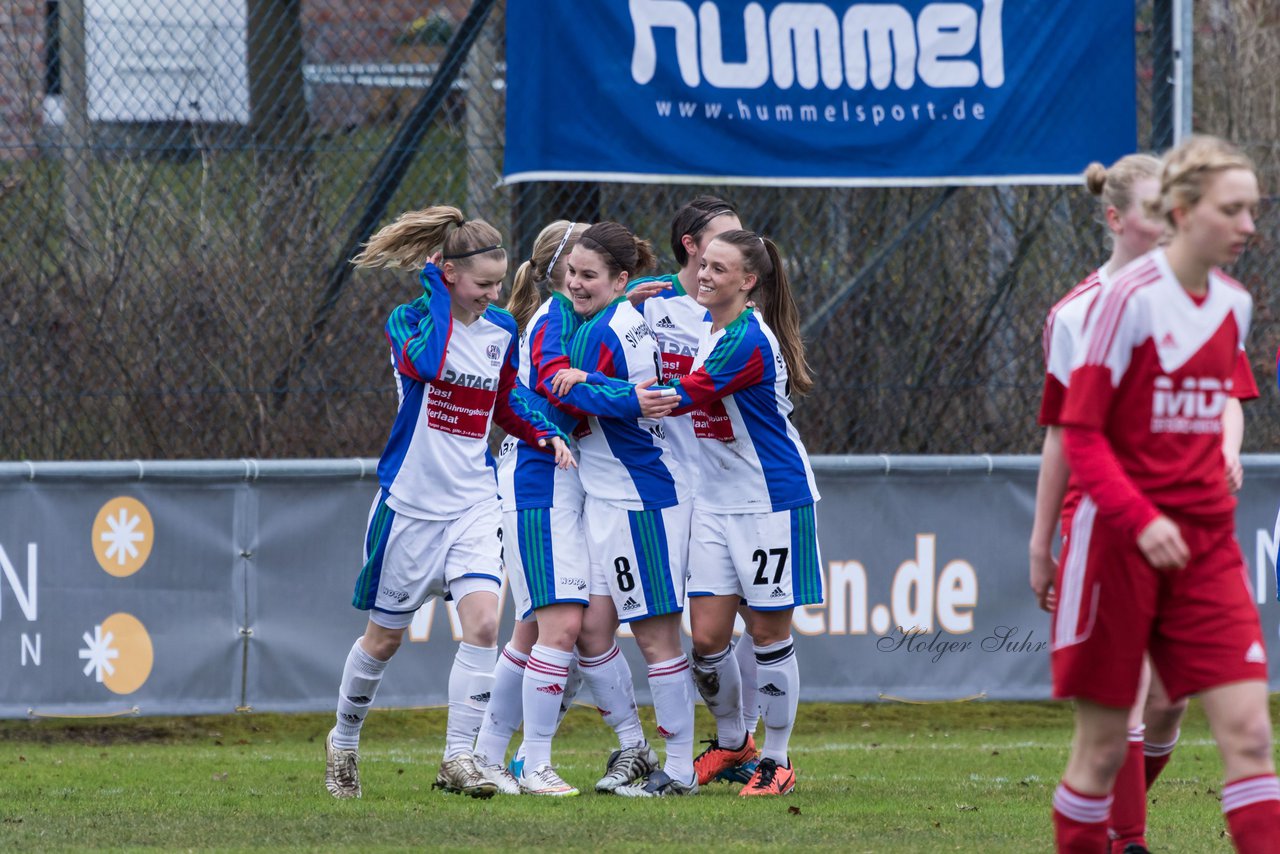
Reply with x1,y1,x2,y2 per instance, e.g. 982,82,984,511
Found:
633,274,707,487
1038,268,1105,427
1061,249,1259,523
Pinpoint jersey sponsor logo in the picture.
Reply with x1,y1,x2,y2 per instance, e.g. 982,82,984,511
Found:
655,316,677,330
621,596,642,612
759,683,785,697
427,380,498,439
623,321,656,348
631,0,1006,92
692,402,735,442
1246,641,1267,664
439,368,497,390
661,350,695,379
381,586,411,604
1151,376,1230,434
536,683,565,695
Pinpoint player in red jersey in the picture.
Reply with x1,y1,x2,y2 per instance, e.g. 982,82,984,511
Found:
1050,136,1275,853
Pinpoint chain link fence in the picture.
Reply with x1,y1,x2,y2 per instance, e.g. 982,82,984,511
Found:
1,0,1277,460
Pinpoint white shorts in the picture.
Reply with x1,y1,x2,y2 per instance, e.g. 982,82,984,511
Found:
503,506,590,621
687,503,824,610
584,496,690,622
353,490,503,629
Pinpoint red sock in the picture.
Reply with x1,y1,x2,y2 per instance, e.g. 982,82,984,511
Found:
1143,730,1178,790
1109,735,1147,852
1054,781,1111,853
1222,775,1280,853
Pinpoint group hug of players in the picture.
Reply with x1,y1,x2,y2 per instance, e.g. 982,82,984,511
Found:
323,195,820,800
319,132,1280,849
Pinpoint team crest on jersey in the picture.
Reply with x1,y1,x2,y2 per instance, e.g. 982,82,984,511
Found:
486,343,501,365
1151,376,1230,434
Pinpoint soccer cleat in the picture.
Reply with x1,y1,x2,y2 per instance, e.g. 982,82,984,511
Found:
594,742,660,792
693,732,758,786
477,761,522,795
715,755,760,785
433,753,499,799
739,757,796,796
325,731,362,799
518,764,580,797
614,769,699,798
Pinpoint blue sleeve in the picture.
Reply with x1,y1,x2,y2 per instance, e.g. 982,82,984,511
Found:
558,321,643,420
384,263,453,382
669,318,766,414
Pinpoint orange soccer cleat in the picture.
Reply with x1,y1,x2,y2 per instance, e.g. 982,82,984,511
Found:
738,757,796,796
693,733,758,786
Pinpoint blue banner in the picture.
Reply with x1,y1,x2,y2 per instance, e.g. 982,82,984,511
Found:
504,1,1137,186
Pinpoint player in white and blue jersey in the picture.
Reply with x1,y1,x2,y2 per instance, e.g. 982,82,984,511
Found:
543,221,700,798
323,206,571,802
628,197,764,785
556,228,820,797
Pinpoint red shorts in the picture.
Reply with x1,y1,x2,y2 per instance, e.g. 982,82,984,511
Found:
1051,497,1267,708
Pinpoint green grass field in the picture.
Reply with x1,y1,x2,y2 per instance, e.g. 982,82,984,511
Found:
0,699,1262,852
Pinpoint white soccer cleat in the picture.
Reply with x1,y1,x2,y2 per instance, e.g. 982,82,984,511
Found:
518,764,580,797
433,753,499,799
324,730,361,799
594,742,659,792
477,761,522,795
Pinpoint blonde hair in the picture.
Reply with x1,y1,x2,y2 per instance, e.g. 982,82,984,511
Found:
1149,135,1257,227
351,205,505,270
508,220,587,333
1084,153,1161,218
711,230,813,396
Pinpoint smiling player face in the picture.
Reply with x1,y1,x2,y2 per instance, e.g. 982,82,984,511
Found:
445,255,507,324
565,245,626,317
695,239,754,320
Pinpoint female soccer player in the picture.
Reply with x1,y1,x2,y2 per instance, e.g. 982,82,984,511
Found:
544,221,697,797
627,197,764,784
556,228,822,796
1051,136,1275,852
323,206,572,801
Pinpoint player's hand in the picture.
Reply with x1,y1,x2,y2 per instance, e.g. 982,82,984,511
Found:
550,368,588,397
1224,451,1243,493
1029,548,1058,612
536,435,576,469
626,279,671,306
1136,515,1190,570
636,377,679,419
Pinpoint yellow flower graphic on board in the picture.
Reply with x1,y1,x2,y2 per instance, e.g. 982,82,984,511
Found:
92,497,154,577
78,613,154,694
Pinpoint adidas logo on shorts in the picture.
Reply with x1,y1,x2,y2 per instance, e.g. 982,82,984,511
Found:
759,683,785,697
655,316,676,329
1245,641,1267,664
622,596,642,612
537,683,565,696
770,586,786,599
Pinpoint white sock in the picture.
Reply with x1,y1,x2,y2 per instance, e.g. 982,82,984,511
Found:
522,644,574,771
445,642,497,760
691,643,745,747
577,644,644,748
648,655,695,784
333,639,389,750
735,633,759,734
472,643,527,766
755,637,798,765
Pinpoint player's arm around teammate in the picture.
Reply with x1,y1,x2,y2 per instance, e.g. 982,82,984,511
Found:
559,230,821,796
1050,138,1274,853
323,206,570,803
547,222,701,798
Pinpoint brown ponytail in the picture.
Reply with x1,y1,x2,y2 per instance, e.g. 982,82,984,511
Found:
577,221,656,281
351,205,505,270
712,230,813,396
